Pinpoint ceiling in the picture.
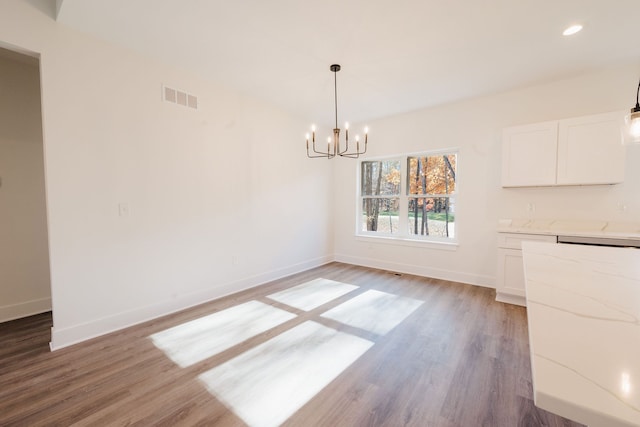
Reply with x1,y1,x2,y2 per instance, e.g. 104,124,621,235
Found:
54,0,640,128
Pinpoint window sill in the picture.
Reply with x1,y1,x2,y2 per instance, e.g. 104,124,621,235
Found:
355,234,459,251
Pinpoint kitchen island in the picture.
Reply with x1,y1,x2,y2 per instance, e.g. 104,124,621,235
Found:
522,241,640,427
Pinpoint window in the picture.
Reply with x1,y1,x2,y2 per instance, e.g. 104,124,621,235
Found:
360,160,401,234
358,151,457,243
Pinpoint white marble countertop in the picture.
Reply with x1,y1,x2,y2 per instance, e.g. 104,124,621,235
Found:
522,241,640,427
498,219,640,240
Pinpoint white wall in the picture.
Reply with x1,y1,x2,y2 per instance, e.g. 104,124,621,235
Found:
0,1,333,349
0,50,51,322
334,63,640,287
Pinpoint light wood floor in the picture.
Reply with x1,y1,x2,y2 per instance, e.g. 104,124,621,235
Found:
0,262,584,426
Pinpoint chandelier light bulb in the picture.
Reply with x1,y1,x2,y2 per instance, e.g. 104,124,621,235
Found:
345,122,349,130
562,24,583,36
621,372,632,396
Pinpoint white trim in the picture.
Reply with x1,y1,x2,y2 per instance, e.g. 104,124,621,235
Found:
49,255,333,350
355,235,458,251
334,253,494,288
361,147,461,161
495,292,527,307
0,297,52,323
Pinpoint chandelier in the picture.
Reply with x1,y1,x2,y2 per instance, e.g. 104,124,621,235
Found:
306,64,368,158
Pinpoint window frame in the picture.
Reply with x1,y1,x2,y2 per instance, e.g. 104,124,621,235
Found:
356,149,459,247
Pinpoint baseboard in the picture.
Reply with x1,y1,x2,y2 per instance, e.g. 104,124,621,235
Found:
0,297,52,323
334,253,495,289
50,255,334,351
495,292,527,307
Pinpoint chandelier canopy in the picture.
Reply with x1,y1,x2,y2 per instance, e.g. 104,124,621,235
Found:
306,64,368,159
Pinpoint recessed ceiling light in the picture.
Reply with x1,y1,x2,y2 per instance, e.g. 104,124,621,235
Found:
563,24,583,36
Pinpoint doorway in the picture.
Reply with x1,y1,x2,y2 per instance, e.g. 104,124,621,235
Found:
0,45,52,327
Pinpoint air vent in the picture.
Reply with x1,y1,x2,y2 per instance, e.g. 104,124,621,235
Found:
187,94,197,109
163,85,198,110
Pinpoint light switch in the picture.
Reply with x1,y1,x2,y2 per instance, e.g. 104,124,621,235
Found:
118,203,129,217
617,202,627,213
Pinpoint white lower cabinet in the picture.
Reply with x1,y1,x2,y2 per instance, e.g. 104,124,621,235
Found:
496,233,557,306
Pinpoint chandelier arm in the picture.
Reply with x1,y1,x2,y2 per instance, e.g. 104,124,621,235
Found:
311,140,325,155
338,138,350,155
339,141,367,158
340,134,368,156
635,79,640,110
310,138,334,157
307,153,334,159
305,131,324,156
307,142,335,158
337,126,347,154
307,152,333,159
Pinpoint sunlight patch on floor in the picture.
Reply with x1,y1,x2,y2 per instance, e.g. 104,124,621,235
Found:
266,278,358,311
150,300,296,367
150,278,423,425
198,321,373,427
321,289,423,335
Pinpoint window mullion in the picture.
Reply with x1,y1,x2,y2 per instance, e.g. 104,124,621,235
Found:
398,157,408,237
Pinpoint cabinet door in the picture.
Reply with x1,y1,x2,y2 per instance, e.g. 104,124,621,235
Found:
502,121,558,187
496,233,557,306
556,111,625,185
497,248,526,299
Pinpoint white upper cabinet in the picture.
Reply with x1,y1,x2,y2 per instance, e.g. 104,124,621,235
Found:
556,112,625,185
501,111,625,187
502,121,558,187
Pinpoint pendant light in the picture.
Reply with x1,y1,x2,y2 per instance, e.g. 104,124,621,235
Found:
623,78,640,144
306,64,368,159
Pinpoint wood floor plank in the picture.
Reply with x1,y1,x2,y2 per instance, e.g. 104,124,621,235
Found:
0,262,584,426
